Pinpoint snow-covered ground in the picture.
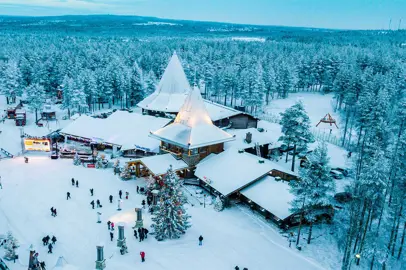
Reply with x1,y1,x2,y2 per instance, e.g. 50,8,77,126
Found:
262,93,341,138
0,158,325,270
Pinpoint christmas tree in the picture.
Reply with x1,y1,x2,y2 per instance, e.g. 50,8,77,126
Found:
120,164,132,180
4,231,19,260
73,152,81,166
151,165,191,241
213,196,224,212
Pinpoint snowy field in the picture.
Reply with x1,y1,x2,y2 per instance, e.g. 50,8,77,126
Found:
0,158,326,270
262,93,341,138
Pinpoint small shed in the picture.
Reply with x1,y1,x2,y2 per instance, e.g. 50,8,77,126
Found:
42,104,56,120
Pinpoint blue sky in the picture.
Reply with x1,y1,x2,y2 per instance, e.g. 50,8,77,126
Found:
0,0,405,30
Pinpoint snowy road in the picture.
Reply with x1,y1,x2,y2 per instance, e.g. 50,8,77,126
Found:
0,157,325,270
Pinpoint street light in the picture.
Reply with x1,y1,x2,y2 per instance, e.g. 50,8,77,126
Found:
203,194,206,208
349,253,361,270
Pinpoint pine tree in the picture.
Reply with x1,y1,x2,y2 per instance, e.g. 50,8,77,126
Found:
73,152,81,166
278,101,315,172
290,142,335,245
26,83,45,123
4,231,19,260
151,165,191,241
214,196,224,212
0,61,21,104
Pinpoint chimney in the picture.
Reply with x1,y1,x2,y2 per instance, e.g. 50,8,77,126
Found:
245,132,252,144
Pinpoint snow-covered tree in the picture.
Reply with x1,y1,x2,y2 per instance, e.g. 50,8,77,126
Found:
279,101,315,172
290,142,335,245
4,231,19,260
0,61,21,104
151,165,191,241
25,83,45,123
214,196,224,212
73,152,81,166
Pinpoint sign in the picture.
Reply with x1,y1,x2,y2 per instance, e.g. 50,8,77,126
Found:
24,138,51,152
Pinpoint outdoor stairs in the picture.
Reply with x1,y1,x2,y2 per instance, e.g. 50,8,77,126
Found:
0,148,13,159
255,143,261,157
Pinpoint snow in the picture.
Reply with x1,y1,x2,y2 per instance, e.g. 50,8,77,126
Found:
257,120,284,148
60,112,171,152
137,51,191,113
308,141,349,169
203,100,241,122
137,154,188,176
0,157,324,270
241,176,294,220
150,86,235,149
262,93,341,138
231,37,266,42
195,149,294,196
225,127,276,150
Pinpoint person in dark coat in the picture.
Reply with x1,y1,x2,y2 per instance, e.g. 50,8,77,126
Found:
40,261,46,269
140,251,145,262
133,229,138,239
147,198,152,207
96,199,101,208
110,232,114,241
48,243,53,253
235,266,240,270
107,221,111,230
109,195,113,203
243,268,248,270
42,237,47,246
45,235,50,245
143,228,149,239
67,192,71,200
51,236,57,245
90,200,95,209
198,235,203,246
50,207,55,217
75,180,79,187
141,200,146,209
53,208,57,217
71,178,75,186
119,190,122,199
90,188,94,196
136,186,139,193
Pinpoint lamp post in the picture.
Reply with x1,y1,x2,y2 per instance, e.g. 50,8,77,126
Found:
349,254,361,270
117,199,122,211
204,194,206,208
97,212,102,223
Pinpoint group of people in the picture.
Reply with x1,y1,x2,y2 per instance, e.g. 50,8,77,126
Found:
90,199,102,209
234,267,248,270
134,227,149,242
50,207,57,217
118,190,130,200
41,235,57,254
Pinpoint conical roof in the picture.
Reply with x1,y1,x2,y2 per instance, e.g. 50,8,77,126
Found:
150,85,235,149
137,51,191,113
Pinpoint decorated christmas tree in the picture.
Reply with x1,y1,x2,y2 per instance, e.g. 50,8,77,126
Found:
73,152,81,166
151,165,191,241
120,164,132,180
213,196,224,212
4,231,19,260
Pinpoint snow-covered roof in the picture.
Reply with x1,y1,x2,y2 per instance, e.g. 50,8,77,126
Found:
241,175,294,220
257,120,283,148
195,149,288,196
137,153,188,176
225,128,276,151
60,112,171,152
150,86,235,149
137,51,191,113
204,100,242,122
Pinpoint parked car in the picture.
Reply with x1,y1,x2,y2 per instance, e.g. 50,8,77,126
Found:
330,169,344,179
333,167,349,177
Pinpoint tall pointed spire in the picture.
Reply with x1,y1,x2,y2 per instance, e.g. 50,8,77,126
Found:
174,85,212,127
137,51,191,112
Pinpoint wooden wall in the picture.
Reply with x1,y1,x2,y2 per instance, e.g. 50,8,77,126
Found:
229,114,258,129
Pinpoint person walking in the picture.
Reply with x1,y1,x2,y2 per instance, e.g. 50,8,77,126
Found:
125,191,129,199
50,207,55,217
90,200,95,209
110,232,114,241
133,229,138,239
235,266,240,270
96,199,101,208
107,221,111,230
66,192,71,200
109,195,113,203
40,261,46,269
45,235,50,245
143,228,149,239
198,235,203,246
71,178,75,186
90,188,94,196
111,222,115,231
75,180,79,188
140,251,145,262
141,200,146,209
47,243,53,254
243,268,248,270
51,236,57,245
119,190,122,199
136,186,139,194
